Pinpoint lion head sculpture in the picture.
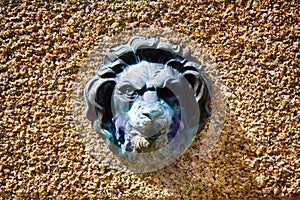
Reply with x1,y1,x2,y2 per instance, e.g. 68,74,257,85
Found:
84,37,211,160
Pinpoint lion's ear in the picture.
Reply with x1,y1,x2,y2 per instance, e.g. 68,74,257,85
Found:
166,59,211,103
84,77,116,126
95,80,116,124
180,65,211,126
180,67,207,102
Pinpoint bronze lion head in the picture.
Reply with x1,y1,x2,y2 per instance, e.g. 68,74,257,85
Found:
84,37,211,163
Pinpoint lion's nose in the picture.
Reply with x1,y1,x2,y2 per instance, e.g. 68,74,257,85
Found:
141,91,163,119
142,107,163,120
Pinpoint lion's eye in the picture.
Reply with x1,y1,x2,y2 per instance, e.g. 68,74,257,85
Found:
157,87,179,109
118,85,138,100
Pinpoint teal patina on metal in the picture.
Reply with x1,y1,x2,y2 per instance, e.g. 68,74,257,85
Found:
84,37,211,170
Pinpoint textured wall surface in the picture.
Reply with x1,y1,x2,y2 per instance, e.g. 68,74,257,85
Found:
0,0,299,199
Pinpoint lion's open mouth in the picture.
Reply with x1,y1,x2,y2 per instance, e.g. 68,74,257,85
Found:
113,109,182,153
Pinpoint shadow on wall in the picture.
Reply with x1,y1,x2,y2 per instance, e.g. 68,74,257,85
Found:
137,111,259,199
73,52,258,198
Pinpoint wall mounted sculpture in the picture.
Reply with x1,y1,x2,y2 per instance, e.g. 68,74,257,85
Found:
84,37,212,170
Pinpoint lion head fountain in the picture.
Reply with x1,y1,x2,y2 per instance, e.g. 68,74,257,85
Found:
84,36,211,168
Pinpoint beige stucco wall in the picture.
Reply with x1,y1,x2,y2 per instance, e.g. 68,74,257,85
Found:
1,1,299,199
